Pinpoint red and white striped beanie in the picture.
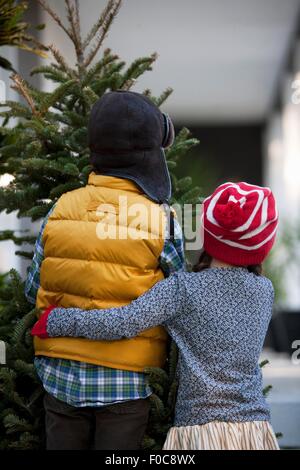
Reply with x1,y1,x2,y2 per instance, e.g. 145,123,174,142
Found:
202,182,278,266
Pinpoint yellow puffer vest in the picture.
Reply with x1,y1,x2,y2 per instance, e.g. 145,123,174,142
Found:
34,173,168,372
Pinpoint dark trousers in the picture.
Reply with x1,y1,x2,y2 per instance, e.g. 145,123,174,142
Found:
43,392,150,450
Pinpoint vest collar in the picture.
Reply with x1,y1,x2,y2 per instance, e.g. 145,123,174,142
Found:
88,172,143,194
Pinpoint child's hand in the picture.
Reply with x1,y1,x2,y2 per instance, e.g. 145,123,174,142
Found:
31,305,57,338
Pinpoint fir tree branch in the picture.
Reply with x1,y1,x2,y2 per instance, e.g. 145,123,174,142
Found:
0,100,32,120
120,54,157,87
39,79,78,114
121,79,136,91
74,0,80,30
0,230,36,246
3,413,33,434
82,0,116,49
14,251,34,260
74,0,83,66
30,65,69,83
48,44,74,76
155,87,173,107
0,0,48,69
81,49,119,86
10,73,39,117
84,0,122,68
36,0,73,42
14,33,48,58
64,0,83,66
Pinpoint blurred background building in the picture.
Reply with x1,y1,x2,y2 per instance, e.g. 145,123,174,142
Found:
1,0,300,447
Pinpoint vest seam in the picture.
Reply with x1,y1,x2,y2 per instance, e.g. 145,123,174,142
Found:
42,256,162,271
46,218,165,239
37,286,164,304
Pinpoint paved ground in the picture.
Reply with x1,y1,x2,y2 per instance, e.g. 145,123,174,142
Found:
261,349,300,449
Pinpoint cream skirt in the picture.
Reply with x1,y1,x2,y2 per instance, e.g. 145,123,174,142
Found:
163,421,279,450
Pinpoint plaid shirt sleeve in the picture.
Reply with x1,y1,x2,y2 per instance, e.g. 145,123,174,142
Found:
24,206,55,305
159,217,185,277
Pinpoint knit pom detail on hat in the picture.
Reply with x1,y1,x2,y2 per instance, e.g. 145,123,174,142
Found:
202,182,278,266
214,199,245,229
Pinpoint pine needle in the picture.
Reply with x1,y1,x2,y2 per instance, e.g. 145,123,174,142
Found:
36,0,73,42
84,0,122,67
82,0,116,49
65,0,83,65
10,73,39,117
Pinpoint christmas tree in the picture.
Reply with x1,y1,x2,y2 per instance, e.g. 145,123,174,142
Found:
0,0,201,449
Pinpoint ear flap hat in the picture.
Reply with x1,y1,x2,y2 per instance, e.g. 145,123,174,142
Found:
88,91,174,203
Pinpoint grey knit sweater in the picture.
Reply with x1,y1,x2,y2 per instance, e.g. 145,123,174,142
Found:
47,267,274,427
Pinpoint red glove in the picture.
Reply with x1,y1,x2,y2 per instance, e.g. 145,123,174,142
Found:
31,305,57,338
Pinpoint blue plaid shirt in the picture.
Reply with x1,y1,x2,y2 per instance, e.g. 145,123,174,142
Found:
26,205,184,407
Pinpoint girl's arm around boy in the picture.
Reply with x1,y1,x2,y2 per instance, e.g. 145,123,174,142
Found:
32,272,185,340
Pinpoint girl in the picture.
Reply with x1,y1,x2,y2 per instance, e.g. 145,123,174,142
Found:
32,182,279,450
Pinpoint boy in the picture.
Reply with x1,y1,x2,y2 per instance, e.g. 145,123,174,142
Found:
25,91,184,450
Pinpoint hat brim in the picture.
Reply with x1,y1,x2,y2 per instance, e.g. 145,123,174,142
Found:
90,148,171,203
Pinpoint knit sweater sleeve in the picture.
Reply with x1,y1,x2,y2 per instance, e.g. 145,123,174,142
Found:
47,273,183,340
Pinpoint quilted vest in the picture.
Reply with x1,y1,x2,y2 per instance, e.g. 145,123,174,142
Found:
34,173,168,372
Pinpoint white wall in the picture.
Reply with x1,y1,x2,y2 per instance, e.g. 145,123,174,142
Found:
41,0,300,123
